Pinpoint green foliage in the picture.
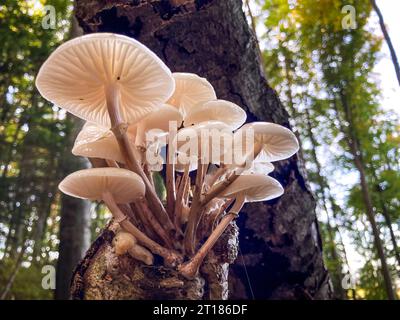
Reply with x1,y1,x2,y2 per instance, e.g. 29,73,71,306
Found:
153,172,167,202
259,0,400,299
0,259,54,300
0,0,73,299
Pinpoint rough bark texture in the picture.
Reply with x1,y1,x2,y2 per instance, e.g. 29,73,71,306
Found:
74,0,331,299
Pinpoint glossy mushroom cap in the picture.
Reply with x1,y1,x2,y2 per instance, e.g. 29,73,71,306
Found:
36,33,174,128
220,174,284,202
167,73,216,116
58,168,145,204
184,100,247,130
174,121,233,167
72,122,133,163
233,122,299,162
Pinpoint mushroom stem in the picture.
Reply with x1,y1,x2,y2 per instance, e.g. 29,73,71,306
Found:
211,198,235,230
183,153,208,255
200,142,262,207
201,167,242,207
166,144,176,218
143,164,154,188
136,199,174,249
105,85,176,235
102,191,182,267
106,159,119,168
134,122,146,149
179,195,245,279
174,163,190,229
205,165,226,190
130,203,158,241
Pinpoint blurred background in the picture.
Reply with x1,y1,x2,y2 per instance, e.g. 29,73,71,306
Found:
0,0,399,299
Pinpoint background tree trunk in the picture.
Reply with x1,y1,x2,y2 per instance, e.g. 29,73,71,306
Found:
74,0,331,299
55,116,91,300
370,0,400,86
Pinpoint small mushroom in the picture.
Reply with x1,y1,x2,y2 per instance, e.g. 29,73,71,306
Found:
113,231,154,265
113,231,137,255
128,244,154,266
167,72,216,116
72,122,137,164
183,99,247,130
232,122,299,165
58,167,181,266
179,174,283,279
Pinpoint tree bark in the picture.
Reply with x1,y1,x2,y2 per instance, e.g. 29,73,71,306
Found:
74,0,331,300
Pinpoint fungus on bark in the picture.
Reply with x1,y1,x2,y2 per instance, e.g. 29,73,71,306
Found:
36,33,300,298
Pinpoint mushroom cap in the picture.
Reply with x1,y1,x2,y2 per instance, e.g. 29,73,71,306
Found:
234,122,299,162
36,33,174,128
139,104,183,133
243,160,274,175
174,121,233,167
183,100,247,130
220,174,283,202
59,168,145,204
72,122,129,163
167,73,216,116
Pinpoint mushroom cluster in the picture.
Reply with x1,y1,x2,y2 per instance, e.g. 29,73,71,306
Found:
36,33,299,278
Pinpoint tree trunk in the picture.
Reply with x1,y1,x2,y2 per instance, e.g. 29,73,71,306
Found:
371,170,400,273
73,0,331,300
370,0,400,86
55,114,92,300
338,92,396,300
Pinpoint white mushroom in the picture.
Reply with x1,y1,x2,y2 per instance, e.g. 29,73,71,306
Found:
36,33,174,128
179,174,283,279
72,122,137,164
184,99,247,130
167,72,216,116
232,122,299,165
58,167,181,266
36,33,176,235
